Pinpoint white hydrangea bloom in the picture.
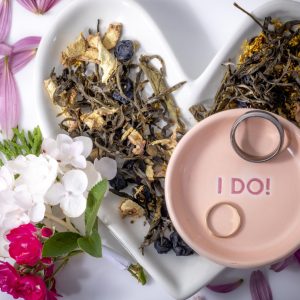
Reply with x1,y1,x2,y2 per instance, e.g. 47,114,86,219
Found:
94,157,117,180
45,170,88,218
42,134,93,169
4,154,58,223
0,166,15,191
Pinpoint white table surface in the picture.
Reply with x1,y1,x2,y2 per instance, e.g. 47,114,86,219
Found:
2,0,300,299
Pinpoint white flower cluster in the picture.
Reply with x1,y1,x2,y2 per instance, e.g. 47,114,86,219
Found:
0,134,117,256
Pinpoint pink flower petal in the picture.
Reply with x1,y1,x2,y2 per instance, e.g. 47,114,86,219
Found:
206,279,243,293
12,36,41,53
270,255,294,272
0,58,20,136
0,42,12,55
36,0,60,14
294,248,300,264
0,0,12,42
250,270,273,300
16,0,38,13
8,36,41,74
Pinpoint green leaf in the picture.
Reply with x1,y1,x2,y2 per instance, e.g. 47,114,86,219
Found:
78,225,102,258
85,179,108,236
0,126,43,160
42,232,81,257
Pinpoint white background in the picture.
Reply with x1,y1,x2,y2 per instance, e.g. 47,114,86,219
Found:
2,0,300,299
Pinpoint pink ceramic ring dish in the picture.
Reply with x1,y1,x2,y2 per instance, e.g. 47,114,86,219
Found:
165,108,300,268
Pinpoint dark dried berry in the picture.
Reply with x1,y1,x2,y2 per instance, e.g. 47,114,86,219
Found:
154,237,172,254
236,100,248,108
170,232,194,256
114,40,134,62
109,173,128,191
112,78,134,104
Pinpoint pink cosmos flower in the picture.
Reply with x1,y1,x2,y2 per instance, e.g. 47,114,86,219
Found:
0,261,20,299
16,275,46,300
7,224,42,267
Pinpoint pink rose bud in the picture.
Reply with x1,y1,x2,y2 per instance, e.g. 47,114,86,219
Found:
7,224,42,267
41,227,53,238
16,275,46,300
0,261,20,299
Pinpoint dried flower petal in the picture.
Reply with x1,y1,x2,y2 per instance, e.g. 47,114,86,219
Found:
206,278,243,293
0,0,12,43
270,255,294,272
250,270,273,300
102,23,122,50
16,0,38,13
0,58,20,136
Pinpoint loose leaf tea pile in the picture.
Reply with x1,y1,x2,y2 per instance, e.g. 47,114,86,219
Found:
44,21,193,256
190,3,300,125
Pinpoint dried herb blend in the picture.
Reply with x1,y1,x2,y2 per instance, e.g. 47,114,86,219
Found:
44,21,193,256
190,3,300,125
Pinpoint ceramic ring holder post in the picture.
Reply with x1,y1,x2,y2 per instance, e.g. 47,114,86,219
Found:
230,110,285,163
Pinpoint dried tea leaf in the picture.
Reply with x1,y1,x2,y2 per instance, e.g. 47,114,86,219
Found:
102,23,122,50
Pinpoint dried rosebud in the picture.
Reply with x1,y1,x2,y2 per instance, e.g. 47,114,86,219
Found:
41,227,53,238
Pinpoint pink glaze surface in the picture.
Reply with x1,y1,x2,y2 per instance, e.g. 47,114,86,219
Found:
165,108,300,268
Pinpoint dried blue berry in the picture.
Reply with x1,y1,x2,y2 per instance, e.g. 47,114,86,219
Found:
170,232,194,256
112,78,134,104
236,100,248,108
114,40,134,62
154,237,172,254
109,173,128,191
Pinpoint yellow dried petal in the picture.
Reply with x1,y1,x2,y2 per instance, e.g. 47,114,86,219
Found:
121,127,134,141
44,78,57,101
120,199,144,218
146,164,154,181
61,33,87,66
97,36,118,83
128,129,146,155
80,107,118,130
102,23,122,50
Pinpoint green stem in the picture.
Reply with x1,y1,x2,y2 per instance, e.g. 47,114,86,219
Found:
44,212,79,234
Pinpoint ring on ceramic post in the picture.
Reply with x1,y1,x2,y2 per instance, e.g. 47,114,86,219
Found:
230,110,284,163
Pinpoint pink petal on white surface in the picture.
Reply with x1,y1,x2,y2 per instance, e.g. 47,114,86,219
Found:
36,0,60,14
12,36,41,53
250,270,273,300
0,42,12,55
16,0,38,13
270,255,294,272
0,0,12,42
9,36,41,74
206,279,243,293
0,59,20,137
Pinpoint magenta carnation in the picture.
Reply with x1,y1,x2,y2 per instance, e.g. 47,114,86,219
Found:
16,275,47,300
0,261,20,299
7,224,42,267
